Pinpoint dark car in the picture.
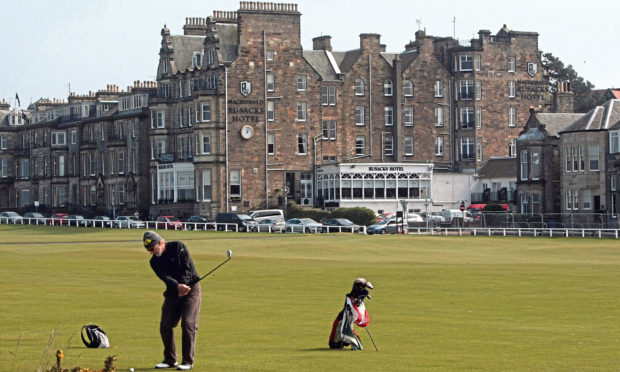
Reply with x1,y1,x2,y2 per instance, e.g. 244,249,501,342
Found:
322,218,360,233
185,216,212,230
67,215,88,227
215,213,258,232
50,213,69,225
91,216,113,227
156,216,183,230
23,212,47,225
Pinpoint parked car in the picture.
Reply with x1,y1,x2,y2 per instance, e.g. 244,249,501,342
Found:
0,211,23,224
50,213,69,225
156,215,183,230
284,218,324,233
367,217,403,235
322,218,360,233
441,209,474,223
406,213,424,223
91,216,113,227
421,212,446,223
257,218,285,232
215,213,258,232
114,215,146,228
185,215,212,230
23,212,47,225
376,213,393,222
67,215,88,227
248,209,285,223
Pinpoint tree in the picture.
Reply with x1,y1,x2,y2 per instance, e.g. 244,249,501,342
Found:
543,52,596,112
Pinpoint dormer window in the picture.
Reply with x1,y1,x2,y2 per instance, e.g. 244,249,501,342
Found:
459,55,473,71
192,52,203,68
162,58,169,74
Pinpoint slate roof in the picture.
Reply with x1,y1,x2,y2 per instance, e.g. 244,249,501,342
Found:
477,157,516,179
169,35,205,73
560,99,620,133
302,50,338,81
534,113,583,137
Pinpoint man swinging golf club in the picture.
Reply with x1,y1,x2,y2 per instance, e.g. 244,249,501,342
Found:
329,278,374,350
143,231,201,371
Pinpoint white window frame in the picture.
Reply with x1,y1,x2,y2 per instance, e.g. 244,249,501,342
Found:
476,138,483,162
267,101,275,121
435,137,444,156
611,175,617,191
509,107,516,127
404,107,414,126
297,133,308,155
475,80,481,100
355,136,365,155
355,79,365,96
202,169,212,201
435,107,444,127
202,134,211,154
434,81,444,97
404,137,414,156
383,80,393,96
297,102,307,122
610,130,620,153
0,135,6,149
476,107,482,129
508,56,516,72
355,106,365,126
268,134,275,155
384,106,393,126
509,81,516,98
460,80,474,100
461,138,474,161
297,75,307,91
384,135,393,156
201,103,211,123
509,138,517,158
403,80,414,97
520,150,529,180
582,189,592,210
266,73,275,92
460,55,473,71
460,107,474,129
589,145,600,171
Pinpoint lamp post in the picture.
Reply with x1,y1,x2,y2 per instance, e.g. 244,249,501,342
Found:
112,188,116,219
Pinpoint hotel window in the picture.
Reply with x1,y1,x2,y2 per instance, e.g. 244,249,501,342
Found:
157,110,166,128
403,80,414,97
572,145,578,171
508,81,516,98
460,55,473,71
460,107,474,129
59,155,65,177
268,134,275,155
297,134,308,155
89,153,95,176
1,135,7,149
475,80,481,100
610,130,620,153
202,135,211,154
21,159,29,179
531,150,540,180
404,107,414,126
157,139,166,157
322,120,337,140
565,147,571,172
383,80,393,96
202,170,212,201
435,107,444,127
51,131,66,145
579,145,585,171
297,75,307,91
266,73,275,92
267,50,274,61
321,86,336,105
355,79,365,95
267,101,275,121
202,103,211,122
520,150,529,180
355,136,365,155
461,138,474,161
384,135,393,156
355,106,365,126
476,138,483,161
573,190,579,210
582,189,592,210
589,145,599,171
508,107,516,127
611,175,617,191
435,137,444,156
509,138,517,158
508,57,516,72
297,102,307,121
474,55,481,71
1,158,7,177
384,106,393,126
476,107,482,129
71,131,77,144
434,81,444,97
404,137,414,156
230,170,241,198
459,80,474,100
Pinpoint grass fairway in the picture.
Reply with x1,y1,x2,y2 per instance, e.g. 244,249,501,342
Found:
1,225,619,371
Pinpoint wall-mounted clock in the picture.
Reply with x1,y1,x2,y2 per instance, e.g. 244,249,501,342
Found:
240,125,254,139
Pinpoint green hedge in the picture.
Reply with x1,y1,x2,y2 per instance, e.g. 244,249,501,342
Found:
287,202,376,226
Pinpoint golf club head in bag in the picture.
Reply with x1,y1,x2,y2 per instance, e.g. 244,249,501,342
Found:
349,277,373,302
81,324,110,348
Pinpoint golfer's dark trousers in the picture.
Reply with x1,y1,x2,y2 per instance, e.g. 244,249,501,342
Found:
160,283,202,365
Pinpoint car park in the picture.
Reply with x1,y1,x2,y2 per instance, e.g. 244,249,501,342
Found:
215,213,258,232
67,215,88,227
23,212,47,225
91,216,113,227
257,218,285,232
50,213,69,225
156,216,183,230
322,218,360,233
114,215,146,228
0,211,23,224
284,218,324,233
367,217,404,235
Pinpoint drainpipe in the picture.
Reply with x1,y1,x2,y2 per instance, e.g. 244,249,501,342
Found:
368,55,373,158
263,31,269,209
225,66,229,212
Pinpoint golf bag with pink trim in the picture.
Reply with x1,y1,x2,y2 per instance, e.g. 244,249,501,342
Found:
329,278,373,350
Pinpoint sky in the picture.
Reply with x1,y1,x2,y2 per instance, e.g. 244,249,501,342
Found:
2,0,619,108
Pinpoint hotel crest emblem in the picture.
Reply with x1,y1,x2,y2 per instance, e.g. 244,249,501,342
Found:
240,81,252,96
527,62,538,78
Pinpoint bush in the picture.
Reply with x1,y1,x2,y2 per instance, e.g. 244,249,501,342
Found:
331,207,376,226
286,202,331,222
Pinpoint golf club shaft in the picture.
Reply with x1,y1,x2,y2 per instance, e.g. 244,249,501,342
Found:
365,327,379,351
196,258,230,283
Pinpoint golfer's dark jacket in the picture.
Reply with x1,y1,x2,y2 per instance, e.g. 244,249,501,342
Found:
150,241,200,297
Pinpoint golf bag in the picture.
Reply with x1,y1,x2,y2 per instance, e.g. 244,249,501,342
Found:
81,324,110,348
329,278,372,350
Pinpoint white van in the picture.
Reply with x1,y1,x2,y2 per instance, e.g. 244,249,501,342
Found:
249,209,285,222
441,209,473,222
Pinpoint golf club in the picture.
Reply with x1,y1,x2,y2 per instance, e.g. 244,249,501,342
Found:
195,250,232,283
365,326,379,351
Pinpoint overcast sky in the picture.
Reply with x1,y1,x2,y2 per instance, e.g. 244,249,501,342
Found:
2,0,619,107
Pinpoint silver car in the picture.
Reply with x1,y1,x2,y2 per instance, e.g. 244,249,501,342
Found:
0,211,24,224
284,218,325,233
114,215,146,228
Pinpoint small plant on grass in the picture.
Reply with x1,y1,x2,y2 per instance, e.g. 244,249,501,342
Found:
45,350,116,372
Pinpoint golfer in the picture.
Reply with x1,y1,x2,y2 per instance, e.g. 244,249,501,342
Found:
143,231,201,371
